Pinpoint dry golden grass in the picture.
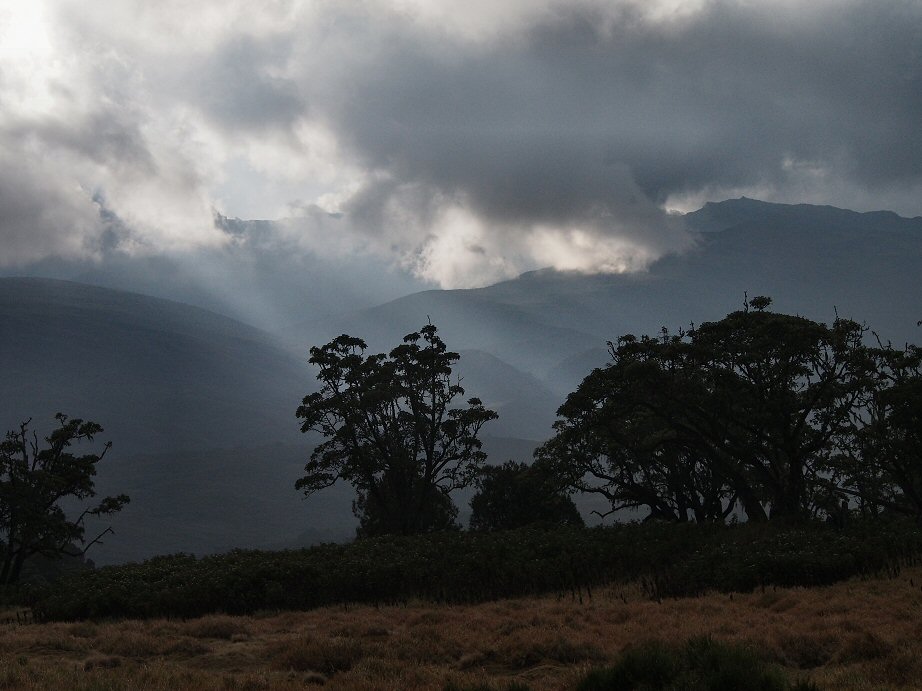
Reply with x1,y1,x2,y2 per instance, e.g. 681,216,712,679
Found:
2,568,922,690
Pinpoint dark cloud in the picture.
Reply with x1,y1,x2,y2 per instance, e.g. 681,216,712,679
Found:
0,148,101,266
301,0,921,217
2,0,920,287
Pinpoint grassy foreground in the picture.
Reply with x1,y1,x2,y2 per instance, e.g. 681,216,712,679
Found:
3,567,922,690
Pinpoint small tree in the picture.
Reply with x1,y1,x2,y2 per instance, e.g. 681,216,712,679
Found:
296,324,498,536
0,414,129,585
469,460,584,531
354,473,460,537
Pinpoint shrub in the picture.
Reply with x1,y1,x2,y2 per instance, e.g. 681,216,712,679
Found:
577,637,800,691
268,635,364,674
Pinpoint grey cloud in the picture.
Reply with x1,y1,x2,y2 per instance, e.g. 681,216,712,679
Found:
17,110,156,174
294,0,922,224
194,35,305,133
0,153,100,266
3,0,921,286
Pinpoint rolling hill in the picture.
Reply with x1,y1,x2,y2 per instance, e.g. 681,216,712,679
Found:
0,279,336,563
0,278,311,453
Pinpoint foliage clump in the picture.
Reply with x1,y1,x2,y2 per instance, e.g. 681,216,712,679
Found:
296,324,497,536
577,637,819,691
469,460,583,531
538,296,922,525
27,518,922,621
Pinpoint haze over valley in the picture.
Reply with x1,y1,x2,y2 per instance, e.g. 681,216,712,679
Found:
2,0,922,567
2,197,920,563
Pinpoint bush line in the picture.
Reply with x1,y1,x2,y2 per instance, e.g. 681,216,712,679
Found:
26,518,922,621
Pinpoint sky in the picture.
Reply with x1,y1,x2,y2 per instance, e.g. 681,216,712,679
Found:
1,0,921,289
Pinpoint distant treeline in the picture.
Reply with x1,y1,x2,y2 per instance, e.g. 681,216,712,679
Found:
28,518,922,621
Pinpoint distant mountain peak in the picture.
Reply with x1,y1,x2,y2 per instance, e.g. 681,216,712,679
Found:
687,198,919,234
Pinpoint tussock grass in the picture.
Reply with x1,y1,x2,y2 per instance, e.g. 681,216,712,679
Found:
3,568,922,688
184,615,251,641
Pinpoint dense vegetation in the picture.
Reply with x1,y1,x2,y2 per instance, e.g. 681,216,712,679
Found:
4,298,922,629
538,296,922,524
296,300,922,537
27,517,922,621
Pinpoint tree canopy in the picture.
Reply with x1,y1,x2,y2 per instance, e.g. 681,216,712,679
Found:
840,341,922,517
538,297,879,523
469,460,584,531
296,324,498,536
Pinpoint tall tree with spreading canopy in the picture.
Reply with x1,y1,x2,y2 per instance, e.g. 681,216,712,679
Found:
0,414,129,585
538,297,875,523
537,330,739,523
296,324,498,536
688,297,874,519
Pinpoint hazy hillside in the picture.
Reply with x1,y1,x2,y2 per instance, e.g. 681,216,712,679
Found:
80,442,357,564
0,279,563,563
0,279,348,562
3,217,427,343
318,288,597,376
334,199,922,396
0,278,312,453
452,350,559,441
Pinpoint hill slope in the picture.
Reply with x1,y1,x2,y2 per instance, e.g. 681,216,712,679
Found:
0,279,339,563
0,278,311,453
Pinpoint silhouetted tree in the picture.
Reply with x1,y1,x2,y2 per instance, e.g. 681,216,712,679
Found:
839,342,922,516
688,297,873,520
469,460,584,531
296,324,498,536
539,298,874,523
355,471,460,537
0,414,129,585
537,336,738,523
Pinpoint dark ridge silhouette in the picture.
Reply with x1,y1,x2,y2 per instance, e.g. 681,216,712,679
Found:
328,199,922,398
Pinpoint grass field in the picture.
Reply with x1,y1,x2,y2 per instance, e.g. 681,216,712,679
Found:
2,567,922,690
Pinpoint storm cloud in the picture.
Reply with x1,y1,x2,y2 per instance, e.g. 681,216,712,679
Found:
1,0,920,286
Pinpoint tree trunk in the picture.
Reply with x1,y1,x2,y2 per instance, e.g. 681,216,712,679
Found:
0,538,17,585
769,460,808,522
9,550,27,584
738,486,768,522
